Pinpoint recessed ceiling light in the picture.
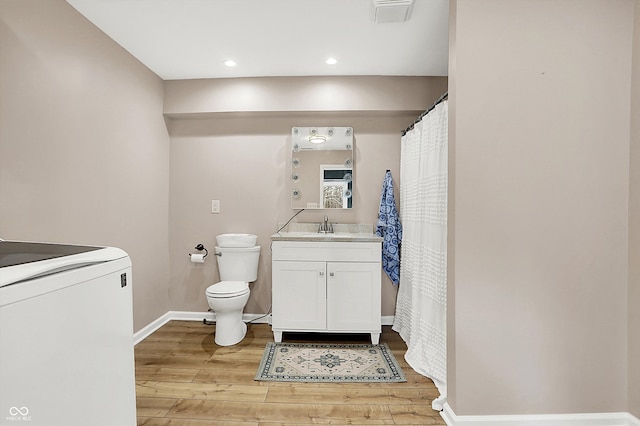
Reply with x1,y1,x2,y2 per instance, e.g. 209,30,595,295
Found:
224,60,237,67
326,58,337,65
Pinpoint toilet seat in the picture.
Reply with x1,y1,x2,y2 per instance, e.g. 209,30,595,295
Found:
206,280,249,298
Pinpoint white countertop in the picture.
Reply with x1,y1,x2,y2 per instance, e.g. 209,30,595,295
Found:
271,223,383,243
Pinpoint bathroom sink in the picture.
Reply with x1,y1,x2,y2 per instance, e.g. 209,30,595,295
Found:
216,233,257,248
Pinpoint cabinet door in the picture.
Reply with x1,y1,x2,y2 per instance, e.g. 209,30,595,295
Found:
272,261,326,330
326,262,381,331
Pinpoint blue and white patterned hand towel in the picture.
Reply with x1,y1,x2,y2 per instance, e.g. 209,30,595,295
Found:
376,170,402,285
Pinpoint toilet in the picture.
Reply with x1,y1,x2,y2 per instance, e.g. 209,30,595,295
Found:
205,234,260,346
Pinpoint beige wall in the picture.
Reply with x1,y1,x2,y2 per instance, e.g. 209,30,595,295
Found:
448,0,633,416
629,0,640,418
166,77,448,317
0,0,171,332
446,0,459,412
164,76,447,116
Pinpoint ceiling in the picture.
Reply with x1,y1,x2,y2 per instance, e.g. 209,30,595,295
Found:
65,0,449,81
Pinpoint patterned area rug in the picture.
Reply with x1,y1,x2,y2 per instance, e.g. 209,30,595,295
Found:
255,342,406,383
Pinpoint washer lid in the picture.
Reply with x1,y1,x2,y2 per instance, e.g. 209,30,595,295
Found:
0,241,128,288
206,280,249,297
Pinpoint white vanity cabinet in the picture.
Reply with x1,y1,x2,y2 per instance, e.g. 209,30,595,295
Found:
271,240,382,344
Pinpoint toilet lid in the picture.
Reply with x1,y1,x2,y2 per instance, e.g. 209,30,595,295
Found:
206,280,249,298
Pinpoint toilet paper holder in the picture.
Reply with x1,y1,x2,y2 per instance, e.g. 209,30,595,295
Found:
189,243,209,258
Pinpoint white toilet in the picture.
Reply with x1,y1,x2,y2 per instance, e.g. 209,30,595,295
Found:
205,234,260,346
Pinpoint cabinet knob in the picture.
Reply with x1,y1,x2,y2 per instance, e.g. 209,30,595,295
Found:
329,272,334,277
319,271,324,276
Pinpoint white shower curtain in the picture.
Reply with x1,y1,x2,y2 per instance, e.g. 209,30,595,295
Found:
393,100,448,411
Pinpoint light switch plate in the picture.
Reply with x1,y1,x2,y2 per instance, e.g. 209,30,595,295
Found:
211,200,220,214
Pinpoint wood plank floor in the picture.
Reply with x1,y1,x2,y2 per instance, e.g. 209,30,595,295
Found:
135,321,445,425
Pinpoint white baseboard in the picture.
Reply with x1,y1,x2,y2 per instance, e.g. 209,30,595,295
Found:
133,311,209,344
170,311,272,324
134,312,395,345
133,311,172,345
170,310,214,322
442,403,640,426
133,310,272,345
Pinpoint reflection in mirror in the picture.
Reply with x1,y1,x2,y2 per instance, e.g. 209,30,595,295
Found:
321,166,352,208
291,127,353,210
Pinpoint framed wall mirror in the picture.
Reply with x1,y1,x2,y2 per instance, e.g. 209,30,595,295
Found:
291,127,353,209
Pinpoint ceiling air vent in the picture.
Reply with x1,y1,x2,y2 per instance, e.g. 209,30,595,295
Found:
371,0,414,24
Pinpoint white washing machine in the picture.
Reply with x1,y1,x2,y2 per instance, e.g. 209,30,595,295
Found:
0,240,136,426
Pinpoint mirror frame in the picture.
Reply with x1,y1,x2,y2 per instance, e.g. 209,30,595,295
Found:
290,127,353,210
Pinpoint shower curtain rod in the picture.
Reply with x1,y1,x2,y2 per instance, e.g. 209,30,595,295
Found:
401,91,448,136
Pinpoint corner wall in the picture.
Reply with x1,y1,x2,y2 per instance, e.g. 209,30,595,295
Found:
0,0,171,332
448,0,633,415
629,0,640,419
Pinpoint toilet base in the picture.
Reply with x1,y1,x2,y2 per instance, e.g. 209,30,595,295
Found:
205,283,251,347
215,318,247,346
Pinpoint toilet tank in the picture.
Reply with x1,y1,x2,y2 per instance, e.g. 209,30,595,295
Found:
216,233,257,248
215,246,260,282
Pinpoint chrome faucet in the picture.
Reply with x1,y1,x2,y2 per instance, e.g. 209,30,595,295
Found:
318,215,334,233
